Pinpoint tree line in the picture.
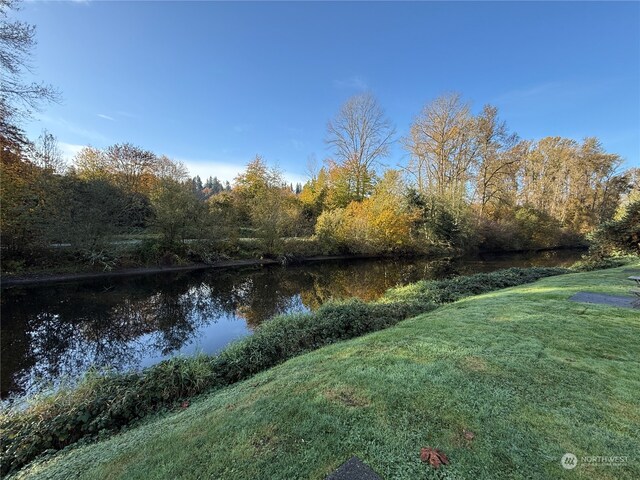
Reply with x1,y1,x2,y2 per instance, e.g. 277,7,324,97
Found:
2,91,637,273
1,0,637,272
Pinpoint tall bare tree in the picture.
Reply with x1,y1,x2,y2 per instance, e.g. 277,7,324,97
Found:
32,128,65,173
403,93,477,206
472,105,519,216
326,93,395,201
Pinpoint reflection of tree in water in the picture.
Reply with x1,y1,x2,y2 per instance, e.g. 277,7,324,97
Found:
297,259,461,310
225,270,310,328
1,260,471,397
1,250,584,398
1,275,221,397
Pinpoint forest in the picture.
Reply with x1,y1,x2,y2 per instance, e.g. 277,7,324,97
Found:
2,91,638,275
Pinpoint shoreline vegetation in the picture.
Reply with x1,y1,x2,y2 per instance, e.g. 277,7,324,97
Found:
0,254,369,287
0,246,588,288
5,97,637,292
1,259,633,477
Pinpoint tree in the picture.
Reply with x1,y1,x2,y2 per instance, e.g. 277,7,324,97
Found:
103,143,157,195
0,143,43,260
203,175,224,195
516,137,627,233
407,189,473,251
45,177,138,253
326,93,395,201
1,0,59,146
472,105,519,216
565,137,626,231
300,167,329,217
315,170,416,254
403,93,477,208
73,142,167,196
74,146,109,181
31,128,65,173
518,137,576,216
590,199,640,256
149,179,206,248
233,157,301,254
155,154,188,182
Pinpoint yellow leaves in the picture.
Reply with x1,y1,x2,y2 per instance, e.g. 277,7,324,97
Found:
315,174,414,254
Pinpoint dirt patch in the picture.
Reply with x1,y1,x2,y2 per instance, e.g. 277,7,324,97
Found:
569,292,639,309
325,388,370,407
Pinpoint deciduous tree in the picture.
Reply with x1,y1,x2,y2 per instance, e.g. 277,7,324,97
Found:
326,93,395,201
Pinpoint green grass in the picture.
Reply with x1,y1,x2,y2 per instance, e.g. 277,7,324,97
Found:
12,264,640,479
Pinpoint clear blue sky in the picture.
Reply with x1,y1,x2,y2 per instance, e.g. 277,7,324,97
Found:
16,1,640,183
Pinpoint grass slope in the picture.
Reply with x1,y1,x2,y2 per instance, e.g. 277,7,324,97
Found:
13,265,640,479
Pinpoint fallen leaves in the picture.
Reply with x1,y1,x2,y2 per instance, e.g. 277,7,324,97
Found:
420,446,449,469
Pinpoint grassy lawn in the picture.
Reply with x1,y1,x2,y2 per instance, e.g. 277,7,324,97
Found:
13,264,640,479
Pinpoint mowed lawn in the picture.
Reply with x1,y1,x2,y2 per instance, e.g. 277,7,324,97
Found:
14,264,640,479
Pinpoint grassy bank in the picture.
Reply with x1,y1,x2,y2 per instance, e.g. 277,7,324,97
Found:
7,262,640,479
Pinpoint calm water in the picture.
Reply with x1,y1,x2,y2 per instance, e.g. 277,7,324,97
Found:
0,250,584,398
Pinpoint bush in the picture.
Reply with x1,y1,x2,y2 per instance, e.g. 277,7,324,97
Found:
570,256,629,272
382,267,569,304
280,237,323,258
0,266,572,475
475,207,585,252
589,200,640,257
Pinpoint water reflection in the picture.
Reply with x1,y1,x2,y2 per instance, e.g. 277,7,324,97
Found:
1,250,583,398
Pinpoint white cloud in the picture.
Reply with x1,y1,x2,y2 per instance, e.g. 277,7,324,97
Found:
180,159,247,184
97,113,115,121
283,172,308,186
179,157,308,186
59,142,86,162
333,76,368,90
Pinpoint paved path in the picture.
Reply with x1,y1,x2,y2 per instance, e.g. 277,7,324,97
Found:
569,292,639,309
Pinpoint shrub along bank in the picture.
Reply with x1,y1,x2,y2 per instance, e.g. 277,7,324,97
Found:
0,265,600,475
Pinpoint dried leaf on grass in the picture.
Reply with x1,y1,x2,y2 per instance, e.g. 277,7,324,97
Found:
420,446,449,469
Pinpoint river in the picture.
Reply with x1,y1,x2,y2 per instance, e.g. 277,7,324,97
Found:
0,250,584,398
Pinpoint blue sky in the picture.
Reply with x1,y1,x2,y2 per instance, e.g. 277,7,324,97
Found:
16,1,640,183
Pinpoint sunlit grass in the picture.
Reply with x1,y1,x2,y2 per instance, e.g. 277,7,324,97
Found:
11,262,640,479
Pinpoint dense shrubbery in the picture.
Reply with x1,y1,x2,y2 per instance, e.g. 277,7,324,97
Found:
570,256,629,272
474,206,585,252
0,266,572,475
589,200,640,257
381,266,568,304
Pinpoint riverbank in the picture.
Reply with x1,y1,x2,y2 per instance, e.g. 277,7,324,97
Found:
0,254,386,288
5,262,639,478
1,246,589,288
